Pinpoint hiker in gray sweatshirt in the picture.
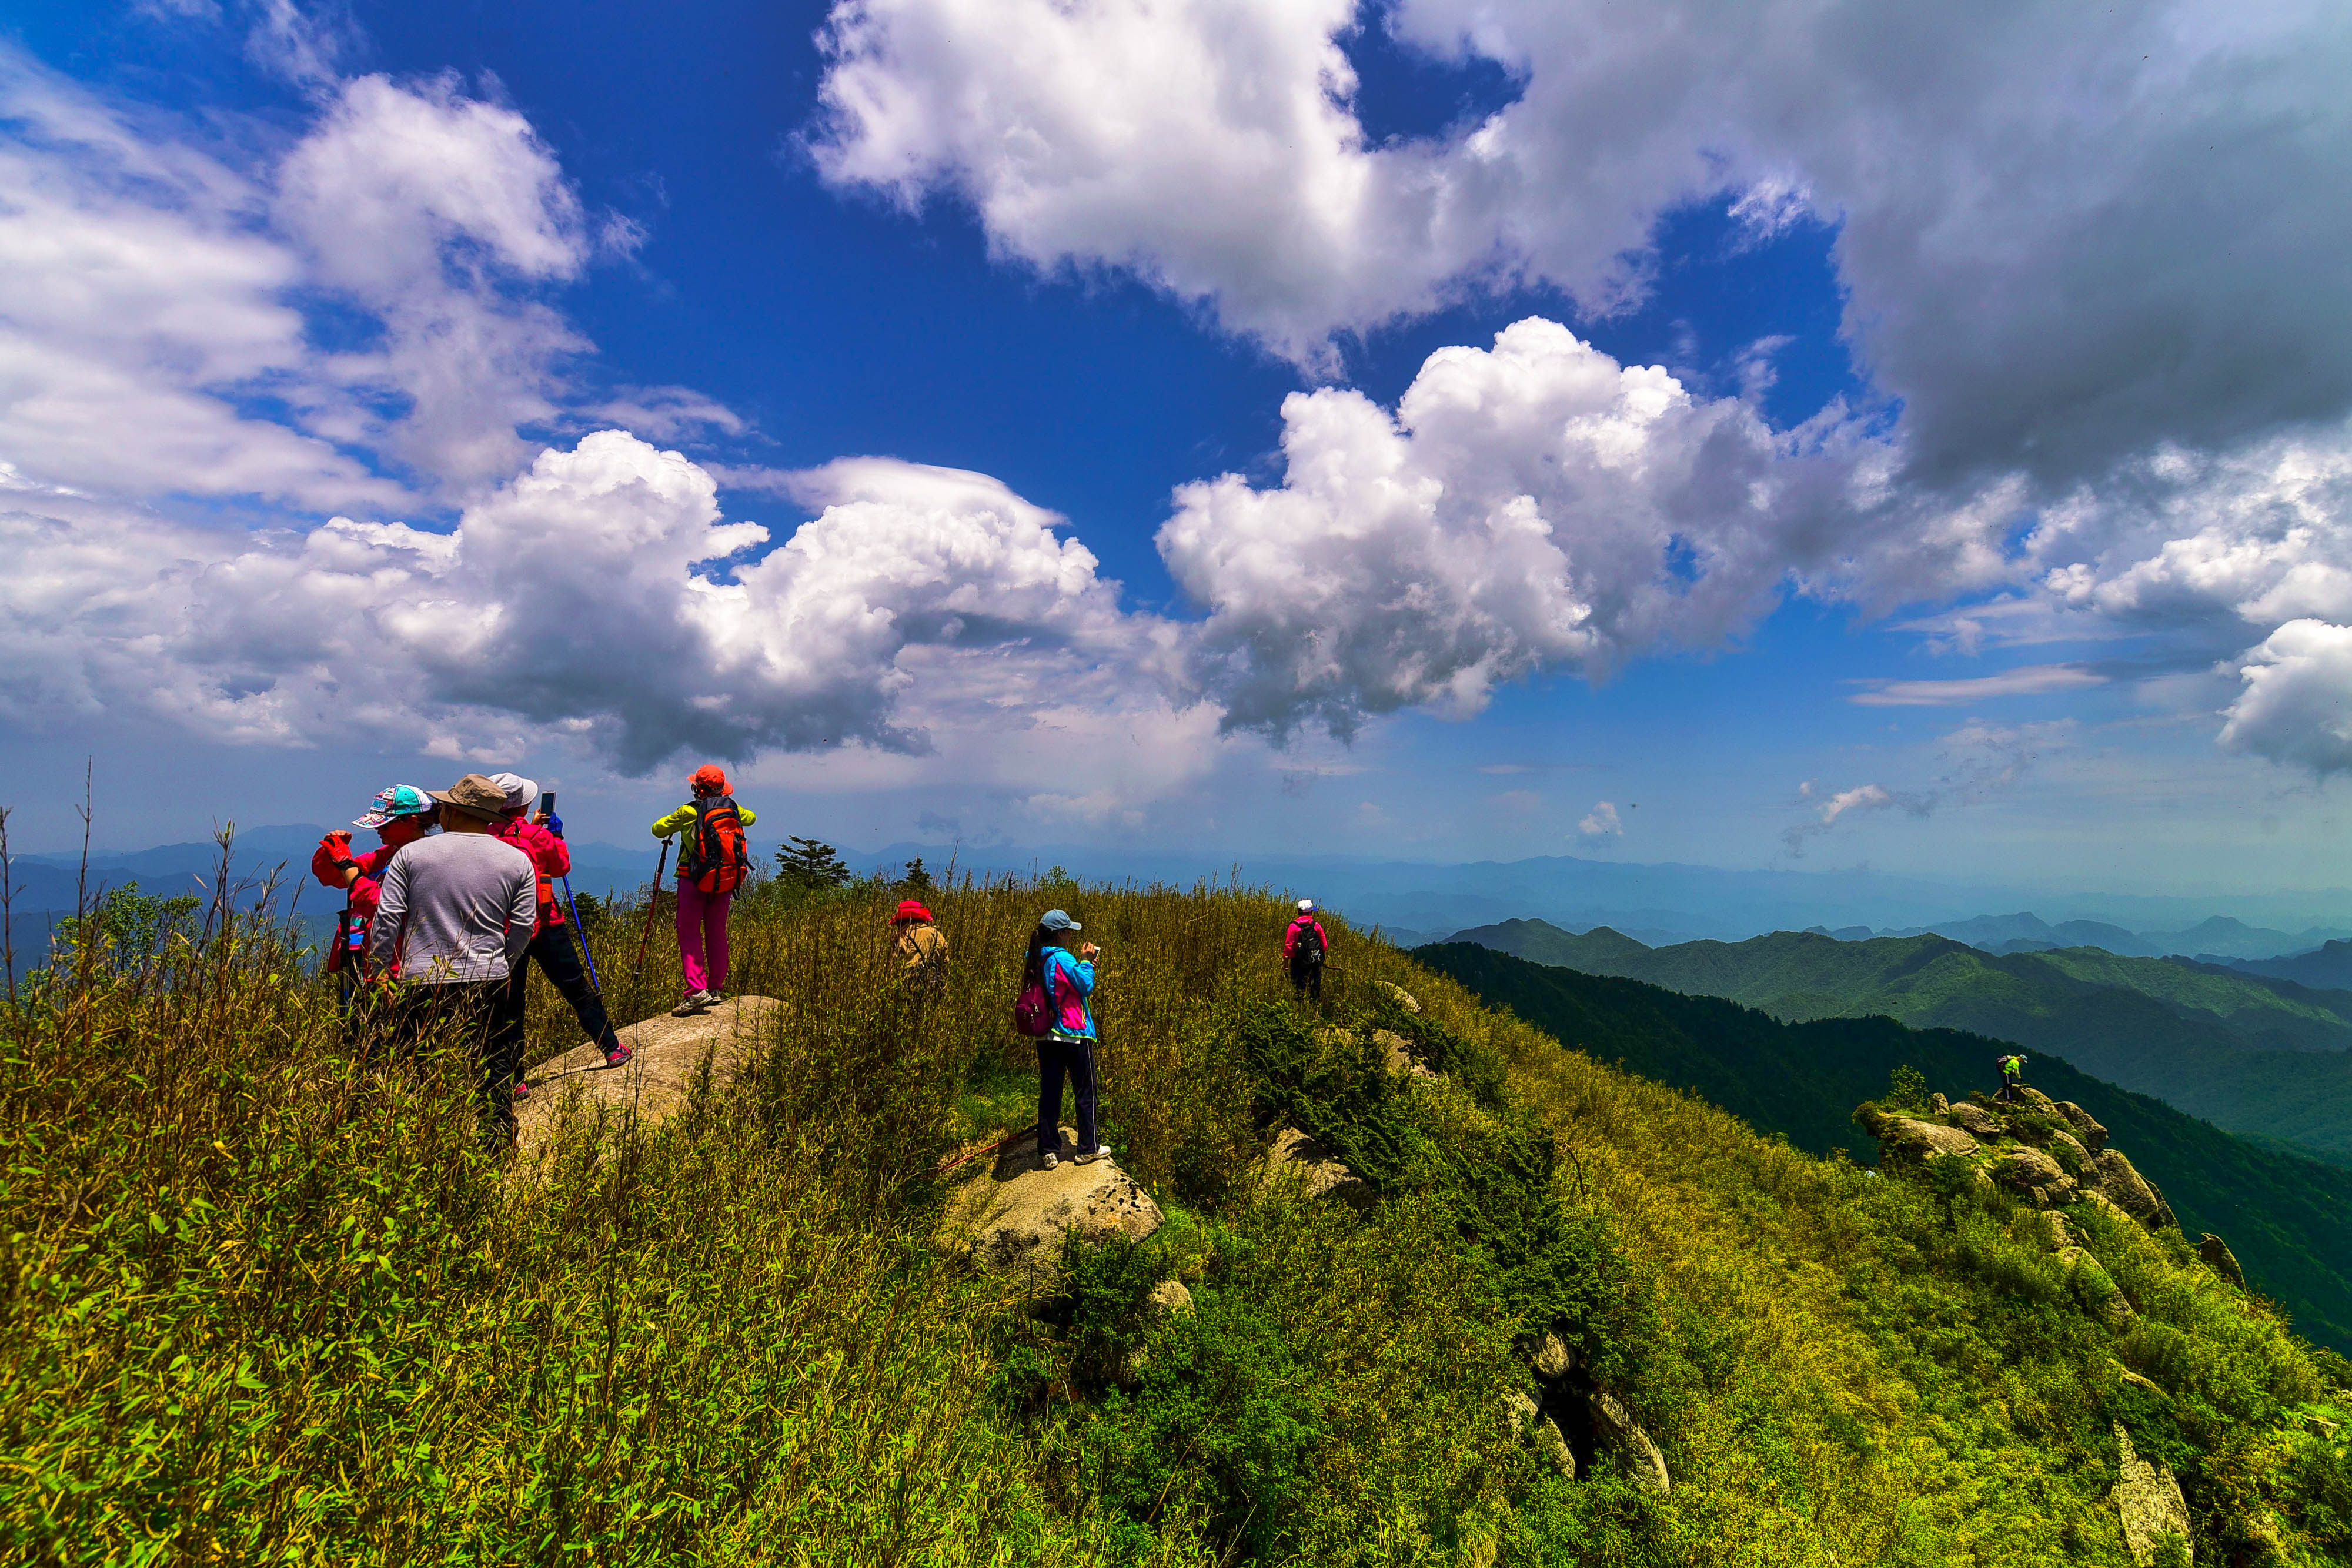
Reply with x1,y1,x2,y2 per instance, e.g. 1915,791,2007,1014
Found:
366,772,538,1146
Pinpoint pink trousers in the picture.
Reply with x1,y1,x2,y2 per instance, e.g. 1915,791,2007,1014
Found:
675,880,733,994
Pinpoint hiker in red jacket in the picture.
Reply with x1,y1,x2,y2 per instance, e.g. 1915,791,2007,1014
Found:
1284,898,1329,1002
486,773,632,1092
311,784,439,982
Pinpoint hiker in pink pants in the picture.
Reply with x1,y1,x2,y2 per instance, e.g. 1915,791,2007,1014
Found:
650,764,756,1015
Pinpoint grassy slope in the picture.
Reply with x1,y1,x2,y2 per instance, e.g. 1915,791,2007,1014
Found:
1461,920,2352,1161
3,879,2348,1564
1414,941,2352,1354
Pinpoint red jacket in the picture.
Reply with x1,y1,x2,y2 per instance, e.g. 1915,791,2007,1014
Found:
1284,915,1328,962
491,818,570,934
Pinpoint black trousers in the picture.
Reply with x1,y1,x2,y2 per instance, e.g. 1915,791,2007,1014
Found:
373,979,507,1133
1289,958,1322,1000
492,924,620,1081
1037,1035,1099,1157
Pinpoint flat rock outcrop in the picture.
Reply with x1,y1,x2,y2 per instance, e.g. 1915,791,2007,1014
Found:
1864,1113,1983,1162
946,1129,1164,1280
517,995,778,1150
1372,1028,1436,1079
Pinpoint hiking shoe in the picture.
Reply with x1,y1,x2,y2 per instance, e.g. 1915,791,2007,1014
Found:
670,991,713,1017
512,1081,532,1102
603,1042,634,1068
1040,1151,1059,1171
1075,1145,1113,1166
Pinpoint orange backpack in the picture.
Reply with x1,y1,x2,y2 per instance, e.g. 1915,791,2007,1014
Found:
686,795,751,894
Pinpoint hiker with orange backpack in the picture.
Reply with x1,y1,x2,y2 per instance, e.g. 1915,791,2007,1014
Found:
650,764,756,1016
485,773,632,1093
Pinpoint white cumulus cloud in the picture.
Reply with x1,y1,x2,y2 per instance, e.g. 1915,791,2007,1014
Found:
1577,801,1622,838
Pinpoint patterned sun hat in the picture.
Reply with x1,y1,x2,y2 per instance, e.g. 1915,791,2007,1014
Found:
354,784,434,829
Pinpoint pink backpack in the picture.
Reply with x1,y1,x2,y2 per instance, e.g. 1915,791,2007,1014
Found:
1013,975,1053,1037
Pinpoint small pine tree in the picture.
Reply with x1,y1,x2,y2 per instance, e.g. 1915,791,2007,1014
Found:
900,856,932,891
775,837,851,892
1887,1064,1929,1111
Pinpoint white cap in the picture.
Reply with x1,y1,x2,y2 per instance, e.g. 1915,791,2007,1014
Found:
486,771,538,813
1297,898,1317,913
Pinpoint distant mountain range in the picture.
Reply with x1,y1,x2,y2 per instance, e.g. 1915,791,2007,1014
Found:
1444,918,2352,1164
1806,910,2352,960
1412,941,2352,1353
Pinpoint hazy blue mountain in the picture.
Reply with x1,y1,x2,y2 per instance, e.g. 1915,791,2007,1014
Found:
2222,939,2352,992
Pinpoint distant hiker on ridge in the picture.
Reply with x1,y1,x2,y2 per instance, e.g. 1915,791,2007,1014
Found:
892,898,948,977
650,764,754,1017
1996,1052,2028,1104
311,784,440,992
363,773,538,1150
1285,898,1329,1002
486,773,632,1098
1019,909,1108,1170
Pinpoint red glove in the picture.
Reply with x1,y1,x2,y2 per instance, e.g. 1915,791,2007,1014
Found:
312,831,359,889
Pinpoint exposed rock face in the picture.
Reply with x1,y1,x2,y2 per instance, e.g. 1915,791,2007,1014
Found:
947,1132,1164,1279
2047,1129,2095,1178
2199,1233,2246,1289
1944,1102,2004,1137
517,994,778,1150
2112,1423,2193,1567
1993,1145,2079,1208
2060,1247,2132,1322
2088,1149,2177,1231
1372,1029,1436,1079
2056,1100,2109,1152
1382,982,1423,1015
1261,1128,1371,1205
1506,1390,1576,1476
1531,1330,1575,1379
1591,1388,1671,1495
1867,1114,1984,1162
1147,1279,1195,1320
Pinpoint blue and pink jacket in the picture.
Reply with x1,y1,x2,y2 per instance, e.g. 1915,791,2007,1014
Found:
1044,948,1096,1040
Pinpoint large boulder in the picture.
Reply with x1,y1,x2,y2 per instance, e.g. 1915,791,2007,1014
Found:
2055,1100,2109,1152
1943,1102,2005,1137
1866,1113,1983,1163
947,1132,1164,1279
2112,1423,2193,1567
517,994,778,1149
1382,982,1423,1015
1261,1128,1371,1205
1373,1029,1436,1079
2199,1233,2246,1289
1591,1387,1671,1495
2088,1149,2177,1231
1992,1145,2079,1208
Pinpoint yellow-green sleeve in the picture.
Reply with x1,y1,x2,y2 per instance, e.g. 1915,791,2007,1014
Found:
737,804,757,828
650,803,697,839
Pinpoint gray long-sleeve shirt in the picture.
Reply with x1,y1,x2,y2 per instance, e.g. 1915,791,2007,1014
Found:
366,831,537,984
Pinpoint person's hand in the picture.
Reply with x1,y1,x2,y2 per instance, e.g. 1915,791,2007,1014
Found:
1081,942,1100,959
312,831,359,888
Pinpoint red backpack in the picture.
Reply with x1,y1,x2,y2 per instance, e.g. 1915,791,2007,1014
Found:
686,795,751,894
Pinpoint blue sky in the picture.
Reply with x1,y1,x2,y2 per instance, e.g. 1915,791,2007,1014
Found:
4,0,2350,898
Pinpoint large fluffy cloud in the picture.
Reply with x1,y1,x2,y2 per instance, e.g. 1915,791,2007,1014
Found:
1160,317,1952,735
811,0,2352,492
0,432,1167,774
0,46,642,507
811,0,2352,771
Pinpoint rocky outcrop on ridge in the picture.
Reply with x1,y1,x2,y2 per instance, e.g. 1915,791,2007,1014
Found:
1857,1085,2183,1235
946,1128,1164,1280
1512,1326,1670,1493
517,994,778,1151
1259,1127,1371,1205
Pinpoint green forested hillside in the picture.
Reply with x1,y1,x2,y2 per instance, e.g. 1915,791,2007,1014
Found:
5,879,2350,1564
1454,918,2352,1162
1414,940,2352,1354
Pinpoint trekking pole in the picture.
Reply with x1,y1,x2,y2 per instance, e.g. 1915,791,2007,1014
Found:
540,792,601,992
635,838,671,977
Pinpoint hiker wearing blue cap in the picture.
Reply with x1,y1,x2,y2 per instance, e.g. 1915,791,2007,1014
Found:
311,784,440,984
1017,908,1107,1170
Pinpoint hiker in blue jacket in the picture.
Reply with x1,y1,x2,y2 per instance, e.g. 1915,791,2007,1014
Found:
1024,908,1108,1170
